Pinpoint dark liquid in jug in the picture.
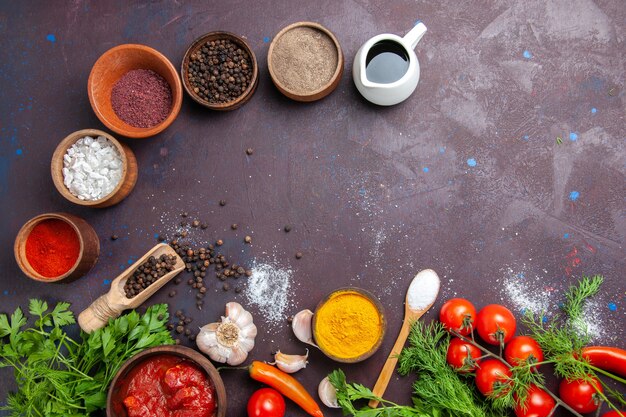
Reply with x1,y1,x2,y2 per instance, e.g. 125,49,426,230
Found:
365,41,410,84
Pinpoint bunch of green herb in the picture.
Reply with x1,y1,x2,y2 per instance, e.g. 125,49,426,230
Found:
522,275,625,410
0,299,174,417
329,321,503,417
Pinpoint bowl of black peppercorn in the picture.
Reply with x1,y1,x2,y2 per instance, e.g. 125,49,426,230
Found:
181,32,259,111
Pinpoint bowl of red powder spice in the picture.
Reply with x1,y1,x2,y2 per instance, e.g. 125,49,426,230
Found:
14,213,100,283
88,44,183,139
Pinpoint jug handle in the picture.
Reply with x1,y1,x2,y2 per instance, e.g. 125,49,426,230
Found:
403,21,427,49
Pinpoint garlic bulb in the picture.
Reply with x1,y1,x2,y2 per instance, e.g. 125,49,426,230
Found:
272,349,308,373
196,302,257,366
318,376,340,408
292,309,317,347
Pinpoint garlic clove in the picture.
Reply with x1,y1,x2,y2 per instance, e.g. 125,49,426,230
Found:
232,307,254,328
273,349,308,373
292,309,318,347
240,322,258,339
318,376,340,408
238,325,257,353
225,302,243,322
227,345,248,366
207,343,231,364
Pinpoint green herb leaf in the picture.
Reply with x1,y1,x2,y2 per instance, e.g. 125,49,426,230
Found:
51,302,75,327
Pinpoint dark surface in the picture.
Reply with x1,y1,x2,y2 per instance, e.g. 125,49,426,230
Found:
1,1,625,416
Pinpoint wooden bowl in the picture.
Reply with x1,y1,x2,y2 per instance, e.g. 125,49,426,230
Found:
181,31,259,111
268,22,344,102
312,287,386,363
51,129,138,208
107,345,227,417
14,212,100,283
88,44,183,138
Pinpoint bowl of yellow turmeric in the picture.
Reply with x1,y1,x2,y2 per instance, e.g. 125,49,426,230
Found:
312,287,386,363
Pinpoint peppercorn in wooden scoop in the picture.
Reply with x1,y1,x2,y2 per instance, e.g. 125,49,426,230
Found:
368,269,441,408
78,243,184,333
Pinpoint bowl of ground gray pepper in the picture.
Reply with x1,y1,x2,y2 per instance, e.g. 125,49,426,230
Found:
268,21,344,102
88,44,183,138
181,32,259,111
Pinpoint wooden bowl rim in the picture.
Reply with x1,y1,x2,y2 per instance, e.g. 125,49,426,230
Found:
267,21,344,99
51,129,132,206
180,31,259,110
14,213,86,282
88,43,183,139
312,287,387,363
106,345,227,417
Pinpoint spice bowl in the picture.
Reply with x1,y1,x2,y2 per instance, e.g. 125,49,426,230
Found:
181,31,259,111
51,129,138,208
107,345,227,417
14,212,100,283
268,22,344,102
312,287,386,363
88,44,183,138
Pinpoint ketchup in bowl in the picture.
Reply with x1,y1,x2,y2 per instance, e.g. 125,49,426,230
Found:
115,354,217,417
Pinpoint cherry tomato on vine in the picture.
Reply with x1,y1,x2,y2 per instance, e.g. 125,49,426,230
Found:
513,385,555,417
439,298,476,336
247,388,286,417
504,336,544,371
558,376,603,414
601,411,626,417
475,359,512,397
446,337,482,372
476,304,516,346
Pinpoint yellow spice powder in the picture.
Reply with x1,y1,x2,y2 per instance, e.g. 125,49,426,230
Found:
314,291,382,359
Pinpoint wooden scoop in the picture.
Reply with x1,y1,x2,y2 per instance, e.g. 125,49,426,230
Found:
368,269,441,408
78,243,184,333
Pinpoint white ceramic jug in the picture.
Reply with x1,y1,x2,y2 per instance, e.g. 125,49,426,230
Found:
353,22,427,106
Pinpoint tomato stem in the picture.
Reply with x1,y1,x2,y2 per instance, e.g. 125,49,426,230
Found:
451,329,586,417
451,330,512,367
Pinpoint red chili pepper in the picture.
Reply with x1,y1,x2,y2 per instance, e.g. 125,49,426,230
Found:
581,346,626,377
249,361,324,417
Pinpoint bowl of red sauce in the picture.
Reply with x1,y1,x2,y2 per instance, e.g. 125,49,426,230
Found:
14,212,100,283
107,345,226,417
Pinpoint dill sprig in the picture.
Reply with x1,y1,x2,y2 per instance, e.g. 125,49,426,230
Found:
399,321,504,417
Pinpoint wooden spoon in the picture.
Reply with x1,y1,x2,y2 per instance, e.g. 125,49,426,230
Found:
368,269,441,408
78,243,184,333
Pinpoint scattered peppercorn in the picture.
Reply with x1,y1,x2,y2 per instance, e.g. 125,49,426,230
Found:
231,223,238,230
192,220,200,228
181,212,188,217
244,236,252,244
176,326,184,334
111,234,119,241
295,252,303,259
284,225,292,232
246,148,254,155
223,283,230,291
168,290,177,297
219,199,226,206
216,239,223,246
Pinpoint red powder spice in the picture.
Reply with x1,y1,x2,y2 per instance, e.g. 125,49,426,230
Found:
111,69,172,128
25,219,80,278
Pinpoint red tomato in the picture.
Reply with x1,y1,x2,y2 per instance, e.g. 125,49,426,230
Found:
247,388,286,417
475,359,512,396
476,304,517,346
514,385,555,417
558,377,603,414
446,337,482,372
601,411,626,417
504,336,544,370
439,298,476,336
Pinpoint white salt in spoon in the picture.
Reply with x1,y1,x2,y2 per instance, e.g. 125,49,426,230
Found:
368,269,441,408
